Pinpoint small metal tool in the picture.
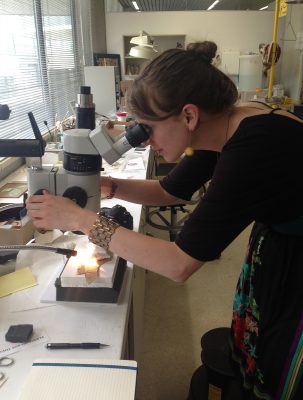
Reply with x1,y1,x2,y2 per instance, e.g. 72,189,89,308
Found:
0,356,14,388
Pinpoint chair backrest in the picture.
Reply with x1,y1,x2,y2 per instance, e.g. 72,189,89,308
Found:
153,154,207,205
153,154,178,178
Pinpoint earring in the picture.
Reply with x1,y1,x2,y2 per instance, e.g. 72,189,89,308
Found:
184,125,195,156
184,147,194,156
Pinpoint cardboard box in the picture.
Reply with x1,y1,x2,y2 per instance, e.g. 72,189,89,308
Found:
0,214,35,245
0,218,35,245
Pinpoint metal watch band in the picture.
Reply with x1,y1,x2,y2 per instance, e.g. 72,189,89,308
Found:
88,214,120,250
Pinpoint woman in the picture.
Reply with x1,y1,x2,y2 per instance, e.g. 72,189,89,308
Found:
27,42,303,399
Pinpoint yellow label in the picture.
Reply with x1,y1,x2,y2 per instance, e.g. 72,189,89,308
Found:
279,0,287,17
208,384,222,400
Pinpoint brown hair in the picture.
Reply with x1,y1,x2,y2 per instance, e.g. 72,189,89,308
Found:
127,41,238,121
186,41,217,62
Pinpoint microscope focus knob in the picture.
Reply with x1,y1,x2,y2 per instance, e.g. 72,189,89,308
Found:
34,189,47,195
63,186,87,208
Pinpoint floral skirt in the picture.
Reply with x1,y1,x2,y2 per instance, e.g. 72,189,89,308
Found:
230,222,303,399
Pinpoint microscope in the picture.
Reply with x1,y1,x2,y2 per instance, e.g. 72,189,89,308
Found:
0,87,149,213
0,89,149,301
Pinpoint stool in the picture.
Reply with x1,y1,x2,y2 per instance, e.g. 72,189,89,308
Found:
202,327,238,398
146,203,191,241
146,156,204,241
188,328,239,400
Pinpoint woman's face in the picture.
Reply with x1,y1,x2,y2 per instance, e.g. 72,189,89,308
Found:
137,114,190,162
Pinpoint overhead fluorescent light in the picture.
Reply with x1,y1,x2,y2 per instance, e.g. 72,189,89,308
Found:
259,5,269,10
207,0,219,10
132,1,140,10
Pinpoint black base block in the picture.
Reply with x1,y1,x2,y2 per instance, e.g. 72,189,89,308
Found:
55,257,126,304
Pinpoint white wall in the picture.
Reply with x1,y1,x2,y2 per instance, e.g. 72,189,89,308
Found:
105,11,281,80
279,5,303,102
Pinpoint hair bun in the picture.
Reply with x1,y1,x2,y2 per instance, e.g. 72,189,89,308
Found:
186,41,218,64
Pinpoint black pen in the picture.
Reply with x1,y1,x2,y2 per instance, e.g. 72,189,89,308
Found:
46,343,109,349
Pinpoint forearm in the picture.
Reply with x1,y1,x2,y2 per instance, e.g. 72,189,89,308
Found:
26,192,203,282
101,177,185,206
77,208,203,282
109,227,203,282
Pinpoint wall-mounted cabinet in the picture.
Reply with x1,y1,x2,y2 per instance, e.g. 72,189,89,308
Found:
123,35,186,78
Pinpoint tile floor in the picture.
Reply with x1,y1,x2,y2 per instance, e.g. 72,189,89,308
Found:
135,215,251,400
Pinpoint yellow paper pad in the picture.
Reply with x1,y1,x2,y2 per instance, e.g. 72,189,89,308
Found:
0,267,37,298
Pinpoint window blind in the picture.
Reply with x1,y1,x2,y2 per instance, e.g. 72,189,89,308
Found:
0,0,93,141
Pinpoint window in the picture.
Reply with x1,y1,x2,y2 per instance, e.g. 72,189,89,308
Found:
0,0,93,141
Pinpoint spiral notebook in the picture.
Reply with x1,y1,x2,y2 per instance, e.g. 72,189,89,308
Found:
19,358,137,400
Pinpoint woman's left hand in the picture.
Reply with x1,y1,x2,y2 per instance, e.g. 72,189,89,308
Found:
26,190,92,232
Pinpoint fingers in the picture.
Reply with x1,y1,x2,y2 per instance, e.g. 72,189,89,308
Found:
31,217,44,226
27,195,45,204
26,192,79,231
26,192,50,223
26,190,50,202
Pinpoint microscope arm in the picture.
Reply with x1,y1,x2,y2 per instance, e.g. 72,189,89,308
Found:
0,139,44,158
89,123,149,165
0,112,45,158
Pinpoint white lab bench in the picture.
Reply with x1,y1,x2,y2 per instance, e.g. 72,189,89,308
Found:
0,146,152,398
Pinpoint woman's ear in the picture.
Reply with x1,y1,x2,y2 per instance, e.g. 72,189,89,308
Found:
182,104,200,131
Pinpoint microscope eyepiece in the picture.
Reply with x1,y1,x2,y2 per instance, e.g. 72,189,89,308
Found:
125,123,150,147
80,86,91,95
75,86,95,130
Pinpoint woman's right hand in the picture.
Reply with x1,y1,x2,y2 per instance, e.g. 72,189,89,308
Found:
26,190,96,233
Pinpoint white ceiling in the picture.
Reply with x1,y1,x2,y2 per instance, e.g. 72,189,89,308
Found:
117,0,274,11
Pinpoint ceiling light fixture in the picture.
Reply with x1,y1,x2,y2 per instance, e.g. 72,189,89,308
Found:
207,0,220,10
259,5,269,10
132,1,140,10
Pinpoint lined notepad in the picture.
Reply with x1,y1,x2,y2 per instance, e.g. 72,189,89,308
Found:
19,359,137,400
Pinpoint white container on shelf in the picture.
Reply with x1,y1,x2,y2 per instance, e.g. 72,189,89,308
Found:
238,54,263,92
116,112,127,122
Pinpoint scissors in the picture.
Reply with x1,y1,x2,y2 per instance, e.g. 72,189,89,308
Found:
0,356,14,388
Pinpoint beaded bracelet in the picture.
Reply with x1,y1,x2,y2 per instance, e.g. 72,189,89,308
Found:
106,176,118,199
88,214,120,250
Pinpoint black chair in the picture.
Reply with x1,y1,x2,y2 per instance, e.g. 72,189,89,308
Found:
146,156,205,241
